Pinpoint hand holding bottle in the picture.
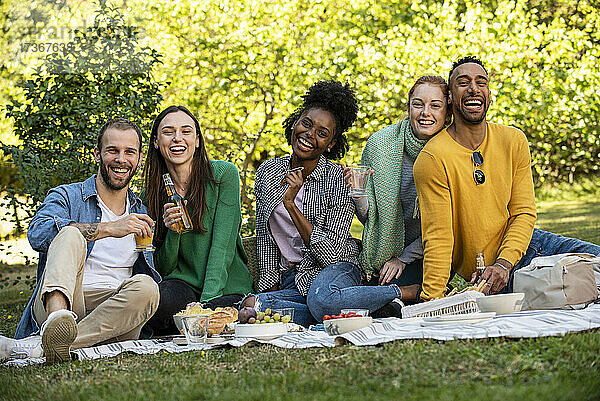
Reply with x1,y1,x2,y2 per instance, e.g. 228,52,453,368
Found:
163,173,194,234
163,202,185,232
470,253,512,295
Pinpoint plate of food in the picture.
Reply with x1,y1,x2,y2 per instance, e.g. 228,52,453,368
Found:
323,312,373,335
234,307,291,340
420,312,496,326
174,303,238,337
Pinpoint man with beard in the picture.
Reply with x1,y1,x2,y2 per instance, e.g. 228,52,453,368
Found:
413,56,600,301
2,118,160,364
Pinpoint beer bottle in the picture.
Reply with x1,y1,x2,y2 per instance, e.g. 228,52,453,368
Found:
162,173,194,234
476,252,485,271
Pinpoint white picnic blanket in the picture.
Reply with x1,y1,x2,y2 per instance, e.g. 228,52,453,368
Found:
4,303,600,367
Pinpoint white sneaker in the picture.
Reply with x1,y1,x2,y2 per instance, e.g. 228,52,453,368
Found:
40,309,78,364
0,334,43,362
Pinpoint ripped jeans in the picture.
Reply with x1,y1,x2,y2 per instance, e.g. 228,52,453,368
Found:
306,262,402,322
255,262,403,326
253,268,317,327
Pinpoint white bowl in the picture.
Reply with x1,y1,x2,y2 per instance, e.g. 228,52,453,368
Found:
476,293,525,315
234,322,287,340
323,316,373,336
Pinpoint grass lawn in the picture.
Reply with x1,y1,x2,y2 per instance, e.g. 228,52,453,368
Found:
0,194,599,401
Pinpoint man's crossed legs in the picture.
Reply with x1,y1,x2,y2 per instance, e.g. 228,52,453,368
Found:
2,226,159,364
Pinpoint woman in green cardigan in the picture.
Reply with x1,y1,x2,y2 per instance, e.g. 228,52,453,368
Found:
142,105,253,335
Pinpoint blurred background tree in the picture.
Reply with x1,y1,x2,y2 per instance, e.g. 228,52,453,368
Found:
1,0,599,239
1,1,163,215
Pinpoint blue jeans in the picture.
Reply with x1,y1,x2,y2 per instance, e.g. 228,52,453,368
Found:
254,268,317,327
306,262,403,322
505,228,600,292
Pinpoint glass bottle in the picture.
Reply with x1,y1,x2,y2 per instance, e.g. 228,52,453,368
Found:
476,252,485,271
162,173,194,234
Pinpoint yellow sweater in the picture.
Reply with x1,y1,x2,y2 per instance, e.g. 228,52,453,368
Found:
413,123,536,300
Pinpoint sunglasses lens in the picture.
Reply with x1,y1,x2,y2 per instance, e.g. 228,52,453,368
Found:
474,169,485,185
472,151,484,166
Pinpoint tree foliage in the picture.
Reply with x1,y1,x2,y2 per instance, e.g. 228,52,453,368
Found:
2,2,163,212
2,0,599,236
133,0,599,188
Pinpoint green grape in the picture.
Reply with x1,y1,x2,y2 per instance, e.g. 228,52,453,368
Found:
265,308,272,315
281,315,291,323
273,313,281,321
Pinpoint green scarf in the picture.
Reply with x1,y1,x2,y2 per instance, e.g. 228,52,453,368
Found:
359,117,428,278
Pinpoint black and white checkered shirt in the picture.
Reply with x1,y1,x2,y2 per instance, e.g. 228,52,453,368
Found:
255,155,360,296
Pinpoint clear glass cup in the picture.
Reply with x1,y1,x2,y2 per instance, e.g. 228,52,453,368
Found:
134,224,155,252
348,165,370,197
273,308,295,323
182,314,210,348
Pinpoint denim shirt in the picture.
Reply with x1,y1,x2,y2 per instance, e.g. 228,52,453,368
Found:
15,175,161,339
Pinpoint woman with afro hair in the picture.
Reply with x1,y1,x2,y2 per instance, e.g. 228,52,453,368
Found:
242,81,408,326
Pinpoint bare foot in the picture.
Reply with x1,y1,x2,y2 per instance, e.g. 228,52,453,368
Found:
399,284,421,301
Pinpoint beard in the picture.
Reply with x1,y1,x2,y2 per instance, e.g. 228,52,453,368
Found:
99,157,136,191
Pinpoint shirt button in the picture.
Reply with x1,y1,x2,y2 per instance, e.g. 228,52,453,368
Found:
96,217,100,220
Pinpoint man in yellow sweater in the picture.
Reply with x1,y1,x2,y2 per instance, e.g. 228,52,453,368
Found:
413,56,600,301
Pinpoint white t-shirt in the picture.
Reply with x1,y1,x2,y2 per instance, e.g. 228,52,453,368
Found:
82,196,137,291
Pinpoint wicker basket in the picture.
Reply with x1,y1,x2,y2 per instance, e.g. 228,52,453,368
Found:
401,291,485,319
242,236,259,291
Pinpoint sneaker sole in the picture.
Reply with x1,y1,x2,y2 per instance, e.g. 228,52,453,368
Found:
42,314,77,365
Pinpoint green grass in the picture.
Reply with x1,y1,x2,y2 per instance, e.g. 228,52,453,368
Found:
1,333,599,401
536,197,600,244
1,191,600,400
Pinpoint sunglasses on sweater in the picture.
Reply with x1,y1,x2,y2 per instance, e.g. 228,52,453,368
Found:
472,151,485,185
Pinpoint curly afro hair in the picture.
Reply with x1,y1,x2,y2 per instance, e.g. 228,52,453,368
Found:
283,80,358,160
448,56,487,84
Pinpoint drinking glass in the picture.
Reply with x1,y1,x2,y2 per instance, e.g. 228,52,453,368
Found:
182,314,210,348
134,224,155,252
273,308,295,323
348,165,370,197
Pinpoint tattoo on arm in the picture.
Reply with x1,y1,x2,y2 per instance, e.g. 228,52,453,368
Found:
70,223,100,242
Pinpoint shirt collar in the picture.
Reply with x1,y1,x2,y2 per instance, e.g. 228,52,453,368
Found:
82,175,98,201
305,155,328,182
280,154,328,182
